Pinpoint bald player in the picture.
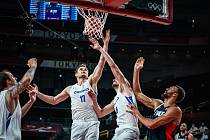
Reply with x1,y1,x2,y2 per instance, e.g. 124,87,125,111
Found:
128,57,185,140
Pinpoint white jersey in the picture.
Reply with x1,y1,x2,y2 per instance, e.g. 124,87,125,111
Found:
0,90,21,140
114,90,138,127
69,80,98,121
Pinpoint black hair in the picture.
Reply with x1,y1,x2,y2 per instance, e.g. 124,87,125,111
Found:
175,85,186,103
0,72,10,91
75,63,88,73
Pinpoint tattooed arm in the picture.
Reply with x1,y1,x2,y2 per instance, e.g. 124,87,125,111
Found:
8,58,37,98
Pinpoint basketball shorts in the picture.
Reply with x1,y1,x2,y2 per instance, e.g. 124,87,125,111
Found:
112,125,140,140
71,120,100,140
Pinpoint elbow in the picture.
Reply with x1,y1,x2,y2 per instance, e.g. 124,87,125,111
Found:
96,110,105,118
51,98,58,105
135,94,142,102
133,90,139,95
51,101,58,105
147,123,157,130
110,64,116,69
98,114,103,118
51,102,57,105
96,111,104,118
22,78,31,88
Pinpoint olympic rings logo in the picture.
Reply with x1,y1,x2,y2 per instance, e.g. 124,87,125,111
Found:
148,2,162,12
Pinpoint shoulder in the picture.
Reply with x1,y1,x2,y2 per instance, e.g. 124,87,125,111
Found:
173,106,182,113
0,90,7,98
63,86,72,93
165,105,182,120
154,99,164,108
168,105,182,113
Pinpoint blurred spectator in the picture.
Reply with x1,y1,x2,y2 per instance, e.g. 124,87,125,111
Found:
189,123,199,133
199,122,209,140
189,123,199,140
175,123,194,140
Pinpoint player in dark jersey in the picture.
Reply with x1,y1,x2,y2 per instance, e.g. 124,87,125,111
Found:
175,123,194,140
127,57,186,140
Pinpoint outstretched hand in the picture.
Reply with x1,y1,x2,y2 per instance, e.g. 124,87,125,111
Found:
27,84,38,92
89,38,101,50
102,29,110,45
127,104,140,118
29,90,36,103
27,84,38,103
87,89,97,101
27,58,37,68
134,57,145,70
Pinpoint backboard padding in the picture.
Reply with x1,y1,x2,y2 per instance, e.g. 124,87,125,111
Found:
47,0,173,25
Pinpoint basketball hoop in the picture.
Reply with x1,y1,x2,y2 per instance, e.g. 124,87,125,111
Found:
78,8,108,39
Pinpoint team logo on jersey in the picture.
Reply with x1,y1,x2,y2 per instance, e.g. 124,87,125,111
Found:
154,110,166,117
125,96,135,104
74,88,89,94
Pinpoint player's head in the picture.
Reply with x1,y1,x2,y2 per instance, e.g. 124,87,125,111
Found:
0,70,17,91
112,79,119,89
161,85,185,103
180,123,188,132
75,64,89,79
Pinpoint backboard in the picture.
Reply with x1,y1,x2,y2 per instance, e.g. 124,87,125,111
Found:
46,0,173,25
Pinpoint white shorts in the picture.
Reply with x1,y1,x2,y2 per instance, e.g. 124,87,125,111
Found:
71,120,100,140
112,125,140,140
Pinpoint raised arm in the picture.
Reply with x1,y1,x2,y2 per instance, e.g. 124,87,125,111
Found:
133,57,145,93
128,104,182,129
88,90,114,118
89,30,110,86
20,58,37,84
89,38,127,85
8,58,37,98
28,85,70,105
133,57,161,109
21,86,37,118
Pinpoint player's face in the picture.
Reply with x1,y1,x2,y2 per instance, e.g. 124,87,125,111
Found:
180,123,187,131
112,79,119,88
161,86,178,99
75,66,88,78
5,72,17,85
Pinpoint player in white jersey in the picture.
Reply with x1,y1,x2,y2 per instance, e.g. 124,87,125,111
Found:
0,58,37,140
28,30,110,140
88,38,140,139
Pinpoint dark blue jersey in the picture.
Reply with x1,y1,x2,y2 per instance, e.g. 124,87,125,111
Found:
147,104,178,140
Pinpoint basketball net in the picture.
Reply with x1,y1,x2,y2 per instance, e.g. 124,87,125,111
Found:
78,8,108,39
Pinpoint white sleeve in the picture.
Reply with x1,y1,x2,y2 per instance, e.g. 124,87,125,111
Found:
0,91,7,138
